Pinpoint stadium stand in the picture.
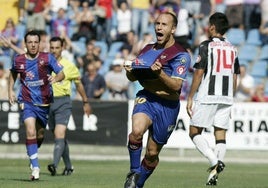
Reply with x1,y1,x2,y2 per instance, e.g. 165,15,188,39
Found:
0,55,12,69
250,60,267,78
226,28,245,46
258,44,268,60
107,41,124,58
95,41,108,60
71,40,86,57
245,29,262,46
238,44,259,62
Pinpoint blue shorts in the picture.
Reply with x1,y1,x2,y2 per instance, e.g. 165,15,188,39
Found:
20,102,49,128
133,90,180,145
48,96,72,130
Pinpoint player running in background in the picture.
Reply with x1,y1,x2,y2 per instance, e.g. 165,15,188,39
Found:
47,36,91,176
123,11,191,188
8,30,65,180
186,12,240,186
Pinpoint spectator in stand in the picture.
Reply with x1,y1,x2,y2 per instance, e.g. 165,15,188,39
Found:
129,0,153,40
44,8,72,38
183,0,201,46
199,0,216,29
0,62,9,100
66,0,81,35
120,30,138,55
18,0,26,23
76,40,99,75
71,1,96,41
105,58,130,101
37,30,50,52
234,64,255,102
132,32,154,56
215,0,226,13
25,0,50,31
49,0,68,14
81,63,106,99
225,0,244,29
259,19,268,45
0,18,19,56
243,0,262,38
260,0,268,24
115,1,132,42
94,0,115,45
251,83,268,102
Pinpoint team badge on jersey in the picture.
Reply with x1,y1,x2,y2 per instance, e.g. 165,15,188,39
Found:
179,57,187,64
26,71,35,80
39,59,44,66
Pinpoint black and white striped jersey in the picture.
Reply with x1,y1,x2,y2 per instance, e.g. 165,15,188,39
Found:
193,37,240,104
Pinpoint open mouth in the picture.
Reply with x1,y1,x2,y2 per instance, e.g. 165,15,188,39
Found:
156,32,164,40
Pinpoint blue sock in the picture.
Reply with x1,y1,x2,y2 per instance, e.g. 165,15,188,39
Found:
128,140,142,173
26,139,39,168
137,158,157,188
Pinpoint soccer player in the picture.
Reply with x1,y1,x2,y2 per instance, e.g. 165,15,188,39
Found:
123,11,191,188
186,12,240,186
8,30,65,180
47,37,91,176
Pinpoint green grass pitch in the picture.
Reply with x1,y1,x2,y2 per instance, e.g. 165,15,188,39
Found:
0,159,267,188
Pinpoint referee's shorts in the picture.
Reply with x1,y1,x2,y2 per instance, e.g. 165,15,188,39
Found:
48,96,72,130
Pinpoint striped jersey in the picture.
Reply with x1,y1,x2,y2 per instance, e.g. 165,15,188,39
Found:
132,43,191,81
11,52,63,105
193,37,240,104
52,58,81,97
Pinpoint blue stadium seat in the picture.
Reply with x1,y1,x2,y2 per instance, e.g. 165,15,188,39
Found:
0,55,12,69
250,60,267,78
71,40,86,56
95,41,108,60
238,59,250,66
246,29,262,46
238,44,258,62
98,57,114,75
226,28,245,46
259,44,268,60
265,82,268,95
16,23,26,42
107,41,124,58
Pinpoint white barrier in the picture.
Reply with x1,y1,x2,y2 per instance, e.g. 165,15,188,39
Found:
128,100,268,150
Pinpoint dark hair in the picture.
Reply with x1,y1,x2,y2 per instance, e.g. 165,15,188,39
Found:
209,12,229,35
50,36,64,47
24,30,40,43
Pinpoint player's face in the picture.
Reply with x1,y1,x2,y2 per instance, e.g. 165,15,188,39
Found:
25,35,40,56
154,14,176,47
50,41,62,60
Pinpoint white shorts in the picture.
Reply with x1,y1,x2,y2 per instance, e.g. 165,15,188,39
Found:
190,102,232,130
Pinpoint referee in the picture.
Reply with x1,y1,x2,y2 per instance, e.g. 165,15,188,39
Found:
47,36,91,176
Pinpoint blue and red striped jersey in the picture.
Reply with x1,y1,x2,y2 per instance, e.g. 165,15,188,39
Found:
11,52,63,105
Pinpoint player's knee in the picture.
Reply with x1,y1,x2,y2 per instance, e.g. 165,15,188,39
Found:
129,131,143,142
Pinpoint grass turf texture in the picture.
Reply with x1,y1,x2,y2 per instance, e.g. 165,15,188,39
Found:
0,159,267,188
